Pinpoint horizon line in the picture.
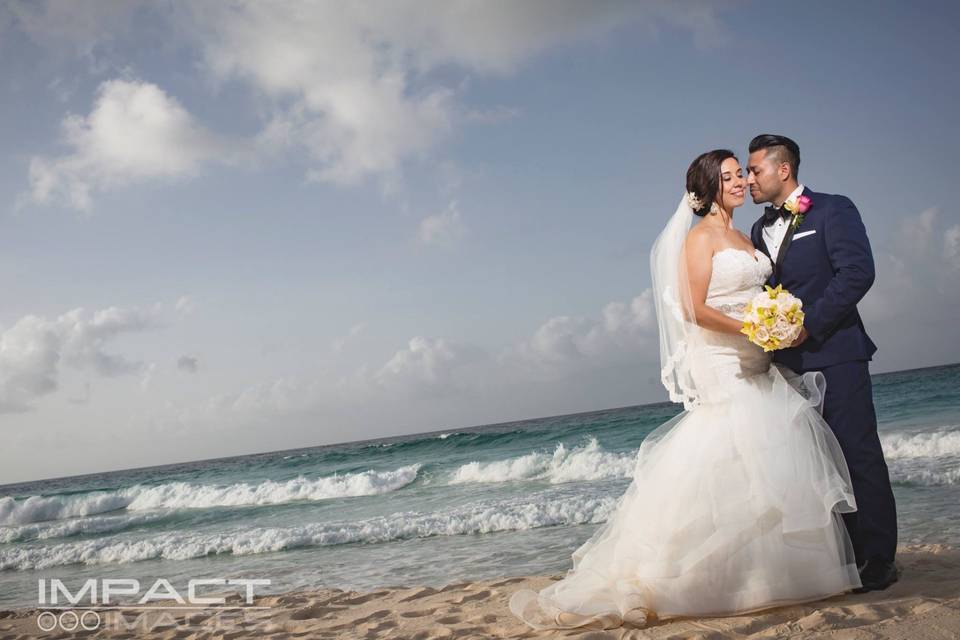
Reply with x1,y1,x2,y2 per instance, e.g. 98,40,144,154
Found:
2,359,956,489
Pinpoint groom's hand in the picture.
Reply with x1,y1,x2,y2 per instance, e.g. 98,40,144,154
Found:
789,326,809,348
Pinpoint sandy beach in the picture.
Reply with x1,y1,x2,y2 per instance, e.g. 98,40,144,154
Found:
0,543,956,639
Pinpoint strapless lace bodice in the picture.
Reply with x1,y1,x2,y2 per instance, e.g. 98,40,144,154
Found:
693,246,775,380
706,247,774,318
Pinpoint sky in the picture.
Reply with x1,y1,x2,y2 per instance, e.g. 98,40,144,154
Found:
0,0,958,484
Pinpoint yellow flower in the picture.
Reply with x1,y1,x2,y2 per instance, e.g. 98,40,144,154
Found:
783,197,798,214
764,284,784,299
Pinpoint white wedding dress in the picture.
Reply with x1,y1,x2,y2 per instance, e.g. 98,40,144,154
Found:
509,246,862,630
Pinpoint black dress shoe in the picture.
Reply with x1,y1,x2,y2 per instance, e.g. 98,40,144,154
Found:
853,558,899,593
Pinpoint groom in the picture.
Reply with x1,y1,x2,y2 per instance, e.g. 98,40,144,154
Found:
746,134,898,592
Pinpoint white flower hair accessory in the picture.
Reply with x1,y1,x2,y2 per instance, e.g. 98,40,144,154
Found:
685,191,703,211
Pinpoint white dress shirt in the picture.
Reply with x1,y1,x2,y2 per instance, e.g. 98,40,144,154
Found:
762,183,805,260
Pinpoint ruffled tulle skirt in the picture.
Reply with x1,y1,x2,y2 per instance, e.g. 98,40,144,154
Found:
509,361,862,630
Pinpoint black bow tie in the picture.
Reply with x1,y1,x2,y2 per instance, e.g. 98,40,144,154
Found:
763,204,791,225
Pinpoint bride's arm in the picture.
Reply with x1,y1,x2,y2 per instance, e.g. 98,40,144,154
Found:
683,233,748,336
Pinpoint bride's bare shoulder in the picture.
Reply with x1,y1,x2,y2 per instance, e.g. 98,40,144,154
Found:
684,223,719,255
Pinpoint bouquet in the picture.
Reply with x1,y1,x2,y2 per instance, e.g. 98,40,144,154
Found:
739,284,804,351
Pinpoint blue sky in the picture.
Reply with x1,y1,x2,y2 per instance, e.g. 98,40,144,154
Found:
1,0,957,483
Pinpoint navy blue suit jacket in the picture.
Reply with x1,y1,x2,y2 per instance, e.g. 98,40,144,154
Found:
750,187,878,371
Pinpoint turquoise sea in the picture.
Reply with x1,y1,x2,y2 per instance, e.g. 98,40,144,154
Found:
1,362,957,609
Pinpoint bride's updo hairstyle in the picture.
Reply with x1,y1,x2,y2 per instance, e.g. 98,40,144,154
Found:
685,149,736,217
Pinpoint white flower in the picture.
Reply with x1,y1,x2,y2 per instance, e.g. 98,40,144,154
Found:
685,191,704,211
742,285,807,350
770,322,792,340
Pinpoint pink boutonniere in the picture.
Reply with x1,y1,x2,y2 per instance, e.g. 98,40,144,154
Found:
783,194,813,230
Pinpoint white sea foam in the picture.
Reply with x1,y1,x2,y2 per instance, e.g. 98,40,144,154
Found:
0,492,130,526
123,463,421,511
0,512,169,544
880,428,960,459
879,427,960,486
0,464,421,526
888,465,960,486
448,437,635,485
0,491,617,571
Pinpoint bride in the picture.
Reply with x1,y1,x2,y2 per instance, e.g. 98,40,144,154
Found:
509,150,862,630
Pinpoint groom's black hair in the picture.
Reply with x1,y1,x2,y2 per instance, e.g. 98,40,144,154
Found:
749,134,800,180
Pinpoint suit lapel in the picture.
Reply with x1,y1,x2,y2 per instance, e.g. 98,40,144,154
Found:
772,186,814,280
751,218,770,259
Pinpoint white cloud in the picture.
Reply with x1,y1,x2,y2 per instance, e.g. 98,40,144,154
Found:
178,375,333,432
0,317,59,413
176,1,726,190
14,1,730,206
174,296,196,316
58,306,158,375
177,356,199,373
0,304,165,414
375,336,483,395
500,290,655,377
27,79,245,210
181,1,457,190
349,1,728,74
860,207,960,367
2,0,140,62
154,287,657,438
869,207,957,299
945,225,960,270
139,362,157,391
331,322,366,354
418,200,466,247
900,207,938,254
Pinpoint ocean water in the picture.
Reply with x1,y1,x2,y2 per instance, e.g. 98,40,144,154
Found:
1,362,958,609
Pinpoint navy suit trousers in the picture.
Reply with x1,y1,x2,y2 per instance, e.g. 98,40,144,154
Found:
811,360,898,566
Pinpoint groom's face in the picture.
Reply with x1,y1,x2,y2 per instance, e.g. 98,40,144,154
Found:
747,149,781,204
